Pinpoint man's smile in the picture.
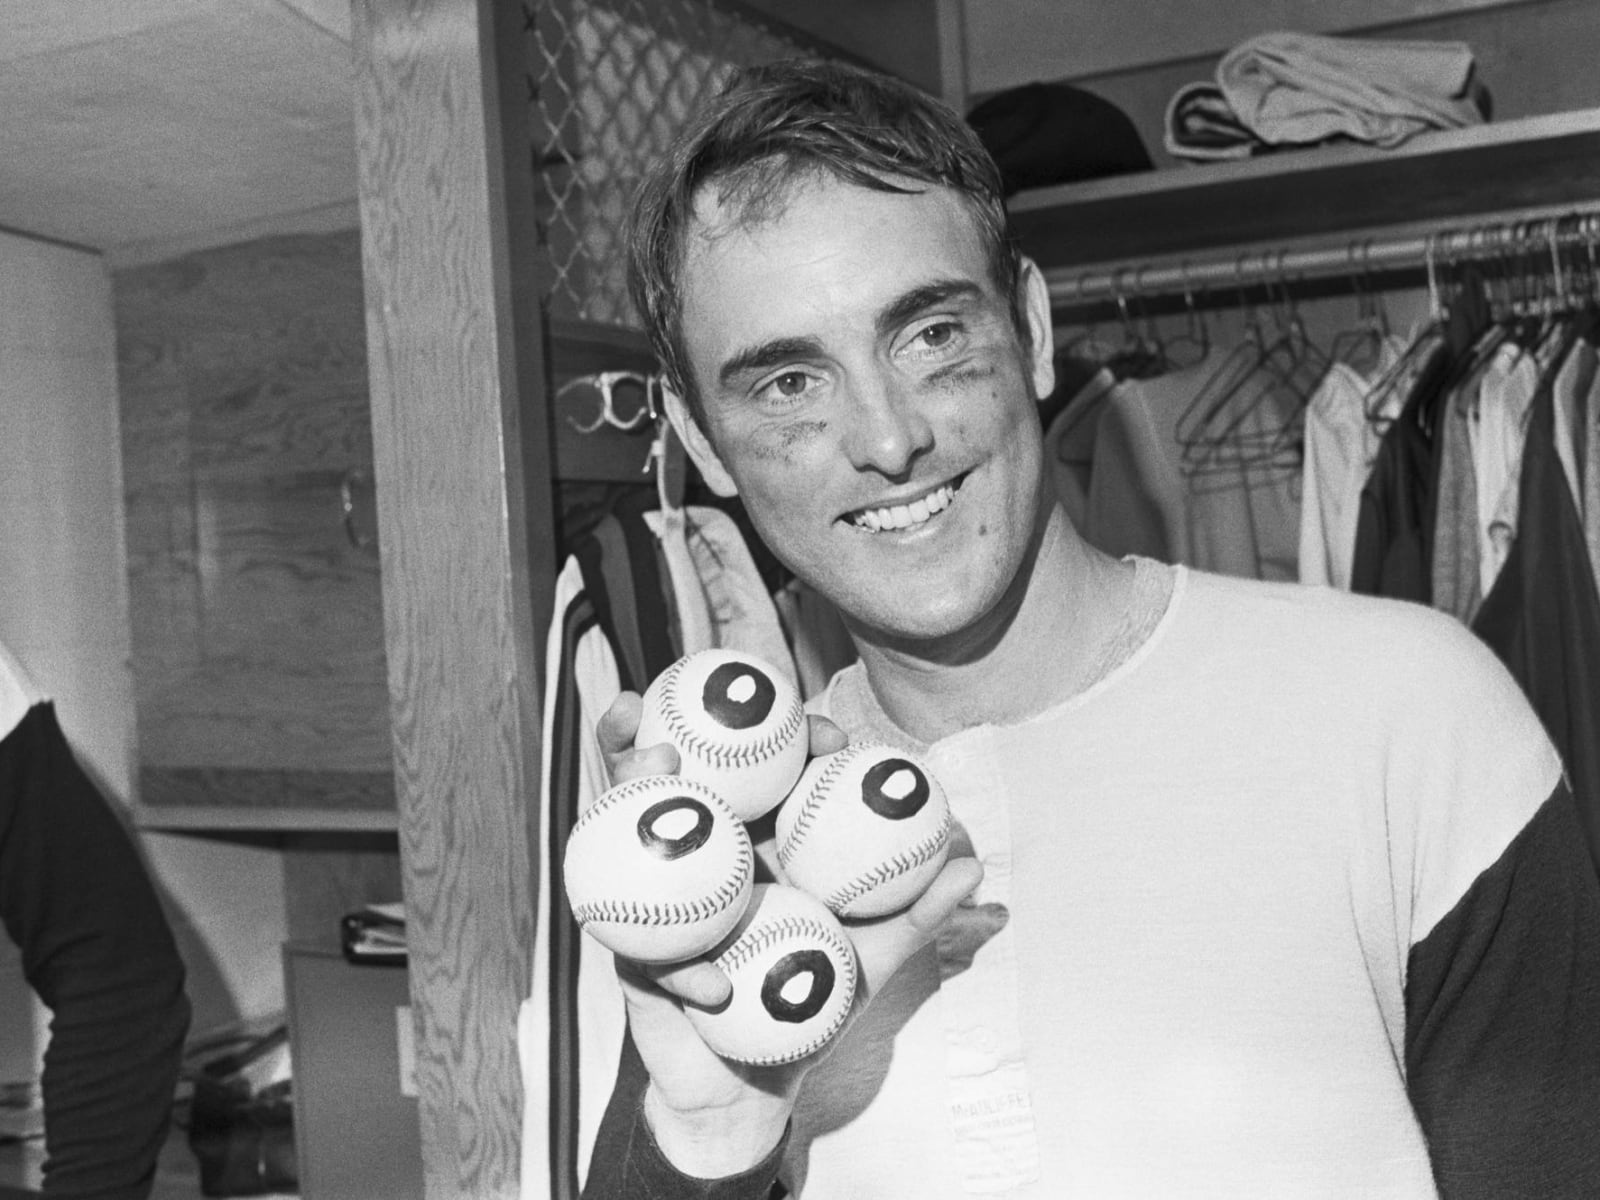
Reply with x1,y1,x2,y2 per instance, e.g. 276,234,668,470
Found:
843,474,967,533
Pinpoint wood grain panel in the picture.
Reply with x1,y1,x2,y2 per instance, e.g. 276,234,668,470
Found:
351,0,552,1193
141,766,395,813
114,229,392,789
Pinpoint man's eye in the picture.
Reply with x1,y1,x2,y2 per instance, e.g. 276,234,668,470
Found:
766,372,811,399
913,322,958,350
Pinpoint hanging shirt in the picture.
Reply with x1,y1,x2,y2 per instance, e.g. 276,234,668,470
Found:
1297,338,1407,589
1582,344,1600,603
1085,349,1300,580
1433,331,1504,630
1550,335,1594,512
1469,335,1563,599
1468,342,1526,597
1351,332,1456,604
1084,368,1193,564
1042,368,1120,532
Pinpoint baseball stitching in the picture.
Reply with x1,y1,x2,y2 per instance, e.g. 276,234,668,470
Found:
824,812,952,913
775,746,858,870
569,779,752,928
655,656,805,770
716,915,858,1065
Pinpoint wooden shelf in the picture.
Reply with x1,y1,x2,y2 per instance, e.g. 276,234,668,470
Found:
133,765,397,833
134,806,399,833
1009,107,1600,269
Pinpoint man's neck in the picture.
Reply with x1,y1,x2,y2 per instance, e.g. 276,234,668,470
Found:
849,507,1140,744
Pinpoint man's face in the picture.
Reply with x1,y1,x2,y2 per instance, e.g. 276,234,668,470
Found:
670,173,1054,645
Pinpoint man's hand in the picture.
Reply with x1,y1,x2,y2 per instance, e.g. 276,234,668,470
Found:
592,689,982,1178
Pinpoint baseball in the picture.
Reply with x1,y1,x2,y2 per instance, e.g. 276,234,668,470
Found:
688,883,857,1066
775,741,952,919
635,648,808,822
563,774,754,964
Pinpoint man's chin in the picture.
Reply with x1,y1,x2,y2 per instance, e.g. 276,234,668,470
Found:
839,586,1015,658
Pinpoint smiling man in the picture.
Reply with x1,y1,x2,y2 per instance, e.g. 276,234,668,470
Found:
580,60,1600,1200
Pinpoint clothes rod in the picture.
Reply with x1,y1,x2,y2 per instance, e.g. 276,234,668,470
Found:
1044,206,1600,307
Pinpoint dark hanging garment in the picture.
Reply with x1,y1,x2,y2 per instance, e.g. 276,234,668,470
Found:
1348,342,1451,603
1351,279,1492,602
1473,351,1600,879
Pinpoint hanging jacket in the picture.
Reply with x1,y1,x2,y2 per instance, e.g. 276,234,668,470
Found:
1473,328,1600,879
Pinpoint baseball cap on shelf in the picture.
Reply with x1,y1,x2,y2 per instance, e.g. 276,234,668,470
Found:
966,81,1153,196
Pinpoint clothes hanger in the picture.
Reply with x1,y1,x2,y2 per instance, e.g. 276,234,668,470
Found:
1102,268,1170,380
1174,251,1275,464
1162,264,1211,370
1328,239,1390,378
1183,252,1324,473
1361,232,1456,427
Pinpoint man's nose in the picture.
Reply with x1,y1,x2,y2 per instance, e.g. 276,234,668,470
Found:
842,373,934,478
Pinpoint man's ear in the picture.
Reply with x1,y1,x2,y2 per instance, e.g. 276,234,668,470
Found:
661,377,739,497
1018,255,1056,402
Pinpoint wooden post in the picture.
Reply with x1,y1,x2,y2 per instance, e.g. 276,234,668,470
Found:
350,0,557,1194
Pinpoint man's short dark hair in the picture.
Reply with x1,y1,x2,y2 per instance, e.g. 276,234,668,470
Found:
625,58,1022,429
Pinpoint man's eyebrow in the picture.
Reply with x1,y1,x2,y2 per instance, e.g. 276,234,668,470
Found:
876,280,985,338
717,336,825,389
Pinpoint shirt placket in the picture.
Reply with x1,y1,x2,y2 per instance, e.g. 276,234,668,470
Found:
928,731,1042,1195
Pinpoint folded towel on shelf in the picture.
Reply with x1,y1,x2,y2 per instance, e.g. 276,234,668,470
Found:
1166,31,1490,163
1218,31,1488,149
1164,81,1261,162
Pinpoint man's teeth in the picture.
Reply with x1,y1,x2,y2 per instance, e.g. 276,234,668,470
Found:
853,483,954,532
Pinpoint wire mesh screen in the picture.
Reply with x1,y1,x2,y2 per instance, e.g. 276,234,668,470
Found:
523,0,818,326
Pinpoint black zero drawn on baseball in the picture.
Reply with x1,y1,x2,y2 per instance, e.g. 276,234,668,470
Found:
701,660,776,730
636,796,715,860
760,949,837,1024
861,758,931,820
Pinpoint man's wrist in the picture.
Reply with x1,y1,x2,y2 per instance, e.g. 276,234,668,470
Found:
641,1083,790,1180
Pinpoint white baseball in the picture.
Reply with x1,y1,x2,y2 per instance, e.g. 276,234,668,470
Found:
635,648,808,822
775,741,952,919
563,774,754,964
687,883,857,1066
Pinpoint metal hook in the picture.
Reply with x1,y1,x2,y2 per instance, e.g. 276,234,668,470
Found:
1548,217,1566,313
559,375,610,434
1180,260,1208,352
1424,234,1442,321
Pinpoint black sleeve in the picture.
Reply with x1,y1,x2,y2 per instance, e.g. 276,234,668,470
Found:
0,703,191,1200
1405,780,1600,1199
581,1027,788,1200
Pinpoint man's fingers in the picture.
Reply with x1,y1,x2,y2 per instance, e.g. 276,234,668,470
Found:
618,956,732,1009
595,691,681,788
595,691,643,756
903,854,984,933
843,854,984,996
806,714,848,757
612,742,681,787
